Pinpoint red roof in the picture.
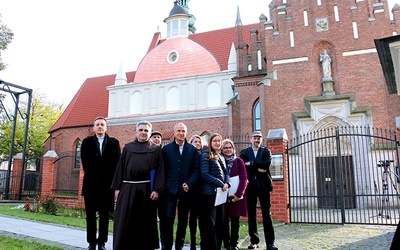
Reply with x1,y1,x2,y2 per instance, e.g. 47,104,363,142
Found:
49,72,135,132
146,24,256,71
50,24,256,132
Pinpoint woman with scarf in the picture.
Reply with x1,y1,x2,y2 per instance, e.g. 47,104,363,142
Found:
221,139,248,250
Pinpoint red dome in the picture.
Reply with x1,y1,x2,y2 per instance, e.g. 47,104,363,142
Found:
134,37,221,83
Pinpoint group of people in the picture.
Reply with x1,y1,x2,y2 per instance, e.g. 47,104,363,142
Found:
80,117,278,250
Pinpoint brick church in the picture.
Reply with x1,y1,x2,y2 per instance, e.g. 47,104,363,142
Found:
40,0,400,219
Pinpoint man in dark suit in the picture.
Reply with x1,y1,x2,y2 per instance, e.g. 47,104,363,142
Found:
81,117,121,250
159,122,199,250
239,131,278,250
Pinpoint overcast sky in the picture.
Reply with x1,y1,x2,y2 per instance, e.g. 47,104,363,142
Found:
0,0,398,106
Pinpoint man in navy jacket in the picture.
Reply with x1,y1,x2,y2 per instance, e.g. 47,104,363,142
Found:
159,122,200,250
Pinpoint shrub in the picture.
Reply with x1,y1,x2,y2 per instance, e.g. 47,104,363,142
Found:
41,197,58,215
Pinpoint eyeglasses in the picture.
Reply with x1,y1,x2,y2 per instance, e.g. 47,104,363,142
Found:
223,147,233,150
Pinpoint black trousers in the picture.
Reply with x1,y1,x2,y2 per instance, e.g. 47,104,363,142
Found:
199,194,224,250
159,194,190,250
245,181,275,246
84,197,110,244
188,193,200,250
223,215,240,248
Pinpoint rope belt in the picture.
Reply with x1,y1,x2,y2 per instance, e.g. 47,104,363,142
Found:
123,180,151,184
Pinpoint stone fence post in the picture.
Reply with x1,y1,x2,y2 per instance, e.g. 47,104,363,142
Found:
266,128,290,224
10,153,23,200
40,150,58,201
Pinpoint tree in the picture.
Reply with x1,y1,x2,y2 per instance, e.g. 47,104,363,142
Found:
0,91,63,160
0,13,14,70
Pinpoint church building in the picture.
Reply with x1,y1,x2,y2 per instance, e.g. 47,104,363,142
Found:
43,0,400,220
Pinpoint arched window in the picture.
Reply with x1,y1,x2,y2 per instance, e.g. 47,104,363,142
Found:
166,86,180,111
207,82,220,107
131,91,143,115
254,101,261,131
74,141,82,169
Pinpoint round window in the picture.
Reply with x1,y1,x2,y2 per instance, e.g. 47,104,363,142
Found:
167,51,179,64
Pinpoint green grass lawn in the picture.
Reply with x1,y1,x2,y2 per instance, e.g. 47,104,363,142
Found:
0,204,251,245
0,204,91,229
0,234,64,250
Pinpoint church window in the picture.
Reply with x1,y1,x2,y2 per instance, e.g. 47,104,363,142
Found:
74,141,82,169
172,20,179,36
254,101,261,131
290,31,294,47
334,6,339,22
180,19,188,36
166,86,180,111
131,91,143,114
167,50,179,64
167,22,171,38
207,82,221,107
303,11,309,26
352,22,359,39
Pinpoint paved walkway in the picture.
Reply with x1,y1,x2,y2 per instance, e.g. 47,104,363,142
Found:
0,214,398,249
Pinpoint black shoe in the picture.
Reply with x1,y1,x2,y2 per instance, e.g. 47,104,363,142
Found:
267,244,278,250
98,242,107,250
86,244,96,250
248,243,259,249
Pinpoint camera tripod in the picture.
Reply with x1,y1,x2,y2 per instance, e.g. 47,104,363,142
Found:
374,160,399,219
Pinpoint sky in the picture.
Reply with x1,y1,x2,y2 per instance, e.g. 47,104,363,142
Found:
0,0,398,106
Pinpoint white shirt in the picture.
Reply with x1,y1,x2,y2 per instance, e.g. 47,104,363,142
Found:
97,136,105,155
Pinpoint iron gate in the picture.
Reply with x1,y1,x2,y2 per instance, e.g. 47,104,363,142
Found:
287,126,400,225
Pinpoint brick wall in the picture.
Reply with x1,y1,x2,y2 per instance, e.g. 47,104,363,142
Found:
255,0,400,140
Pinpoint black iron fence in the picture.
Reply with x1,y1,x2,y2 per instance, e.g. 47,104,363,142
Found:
288,126,400,225
53,151,80,196
0,171,41,200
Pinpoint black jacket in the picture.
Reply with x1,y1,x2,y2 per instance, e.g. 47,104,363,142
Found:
81,133,121,210
239,146,273,192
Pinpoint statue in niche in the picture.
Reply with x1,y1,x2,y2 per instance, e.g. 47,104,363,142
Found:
320,49,332,81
